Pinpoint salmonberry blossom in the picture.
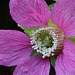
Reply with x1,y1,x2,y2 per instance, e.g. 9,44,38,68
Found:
0,0,75,75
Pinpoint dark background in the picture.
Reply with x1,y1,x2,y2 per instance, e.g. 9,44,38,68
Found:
0,0,56,75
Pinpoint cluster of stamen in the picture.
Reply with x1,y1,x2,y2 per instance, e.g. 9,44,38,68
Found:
30,26,63,58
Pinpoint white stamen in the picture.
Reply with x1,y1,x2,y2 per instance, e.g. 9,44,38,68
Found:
30,27,58,58
52,53,54,56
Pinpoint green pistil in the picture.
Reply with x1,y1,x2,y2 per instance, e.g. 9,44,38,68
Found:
40,33,49,41
39,32,54,48
47,37,54,48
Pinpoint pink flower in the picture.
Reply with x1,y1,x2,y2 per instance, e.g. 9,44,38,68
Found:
0,0,75,75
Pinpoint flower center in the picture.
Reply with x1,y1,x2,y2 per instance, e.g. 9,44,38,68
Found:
30,26,64,58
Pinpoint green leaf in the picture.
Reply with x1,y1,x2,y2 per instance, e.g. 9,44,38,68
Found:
51,57,57,68
30,50,42,56
49,3,54,11
65,37,75,44
18,25,42,37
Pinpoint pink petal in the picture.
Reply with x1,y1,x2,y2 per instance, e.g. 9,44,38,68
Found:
55,39,75,75
9,0,50,28
0,30,33,66
51,0,75,37
13,56,50,75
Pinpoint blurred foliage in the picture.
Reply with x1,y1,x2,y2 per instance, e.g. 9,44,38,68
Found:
49,3,55,11
53,0,57,1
